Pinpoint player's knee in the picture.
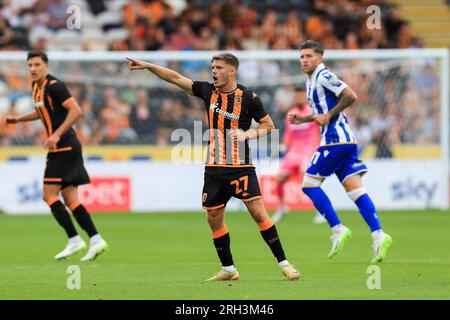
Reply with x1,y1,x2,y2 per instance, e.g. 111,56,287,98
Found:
302,175,322,190
207,211,224,229
347,187,367,202
61,193,74,206
206,208,224,221
342,174,364,192
42,193,58,205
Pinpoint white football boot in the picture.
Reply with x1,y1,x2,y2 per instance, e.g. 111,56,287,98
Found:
81,235,108,261
54,236,86,260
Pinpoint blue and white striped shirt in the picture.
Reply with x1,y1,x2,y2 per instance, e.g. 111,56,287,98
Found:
306,63,357,146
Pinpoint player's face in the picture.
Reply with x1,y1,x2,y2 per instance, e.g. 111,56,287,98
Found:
27,57,48,82
211,60,236,90
300,49,322,75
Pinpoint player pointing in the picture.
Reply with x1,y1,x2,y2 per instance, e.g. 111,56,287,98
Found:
127,53,299,281
290,40,392,263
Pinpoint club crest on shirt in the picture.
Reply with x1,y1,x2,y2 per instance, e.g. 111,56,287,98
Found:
202,193,207,202
327,74,342,87
234,95,242,104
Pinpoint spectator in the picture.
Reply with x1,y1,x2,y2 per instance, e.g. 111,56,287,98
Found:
169,22,197,50
129,89,157,143
98,87,132,144
0,12,14,48
0,0,436,151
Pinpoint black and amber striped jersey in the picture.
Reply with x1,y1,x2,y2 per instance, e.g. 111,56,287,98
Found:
192,81,269,167
32,74,77,149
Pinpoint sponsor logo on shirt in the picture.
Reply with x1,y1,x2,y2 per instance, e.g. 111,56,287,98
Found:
209,103,240,120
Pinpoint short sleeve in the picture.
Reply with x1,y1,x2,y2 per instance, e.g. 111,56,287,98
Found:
248,91,268,123
48,81,73,107
192,81,212,100
318,71,348,97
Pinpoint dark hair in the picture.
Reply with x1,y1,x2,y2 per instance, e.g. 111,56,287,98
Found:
299,40,324,55
27,51,49,64
211,53,239,70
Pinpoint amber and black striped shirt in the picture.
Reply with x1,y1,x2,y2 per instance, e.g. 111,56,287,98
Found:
192,81,269,167
32,74,77,149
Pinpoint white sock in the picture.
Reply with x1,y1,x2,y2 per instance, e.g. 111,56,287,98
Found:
278,260,290,268
222,265,236,273
372,230,385,241
331,224,343,233
90,234,102,244
69,235,83,243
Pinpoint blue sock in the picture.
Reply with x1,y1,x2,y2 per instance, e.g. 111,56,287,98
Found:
354,194,381,232
302,187,340,228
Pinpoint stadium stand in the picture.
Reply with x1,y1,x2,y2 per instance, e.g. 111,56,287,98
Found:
0,0,445,160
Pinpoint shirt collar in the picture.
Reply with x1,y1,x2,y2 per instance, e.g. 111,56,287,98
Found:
310,63,326,80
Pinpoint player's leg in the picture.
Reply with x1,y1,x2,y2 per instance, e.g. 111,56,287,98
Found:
342,174,392,263
62,185,108,261
301,146,353,258
299,154,326,225
301,175,352,258
301,175,340,228
204,206,239,281
43,183,86,260
271,173,290,223
203,168,238,281
244,198,299,280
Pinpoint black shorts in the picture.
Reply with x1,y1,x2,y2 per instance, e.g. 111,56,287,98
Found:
202,166,262,210
44,135,90,187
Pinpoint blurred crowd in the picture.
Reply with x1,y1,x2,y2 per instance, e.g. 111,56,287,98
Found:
0,0,425,51
0,58,440,157
0,0,441,158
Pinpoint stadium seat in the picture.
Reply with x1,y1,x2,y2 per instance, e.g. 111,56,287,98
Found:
14,96,33,114
79,11,100,30
0,81,6,95
105,28,129,43
82,29,108,50
56,30,82,51
105,0,129,12
67,0,89,12
0,97,11,114
96,11,123,29
29,27,55,49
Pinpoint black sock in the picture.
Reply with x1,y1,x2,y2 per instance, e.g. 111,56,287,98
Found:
213,233,234,267
50,200,78,238
72,204,98,237
260,225,286,263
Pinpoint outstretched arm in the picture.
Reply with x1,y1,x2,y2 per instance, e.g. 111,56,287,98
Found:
126,57,194,95
288,113,315,124
4,111,40,124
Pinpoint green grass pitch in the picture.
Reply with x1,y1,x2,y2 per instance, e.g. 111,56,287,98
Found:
0,209,449,299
